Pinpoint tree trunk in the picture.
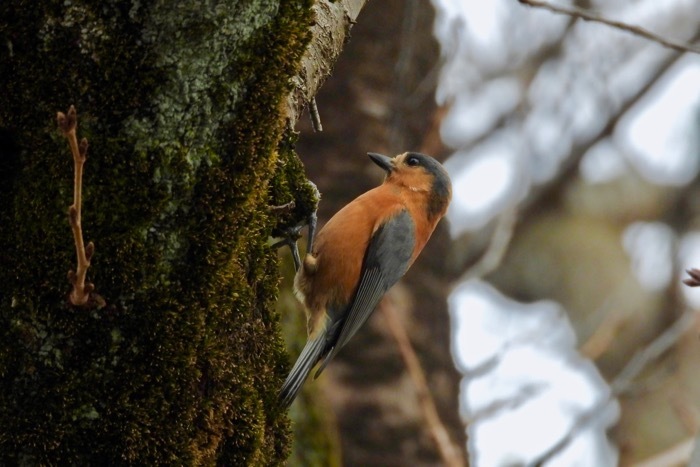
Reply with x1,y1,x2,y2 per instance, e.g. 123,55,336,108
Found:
0,0,362,463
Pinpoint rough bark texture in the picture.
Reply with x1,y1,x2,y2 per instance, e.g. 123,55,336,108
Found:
0,0,360,464
286,0,365,126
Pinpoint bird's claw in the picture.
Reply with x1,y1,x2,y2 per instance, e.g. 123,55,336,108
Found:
273,181,320,272
273,211,316,273
272,224,303,271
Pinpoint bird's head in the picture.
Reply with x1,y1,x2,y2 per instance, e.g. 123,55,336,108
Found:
368,151,452,220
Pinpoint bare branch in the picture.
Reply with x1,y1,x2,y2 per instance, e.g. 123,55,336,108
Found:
683,268,700,287
518,0,700,55
57,105,95,307
308,97,323,132
533,311,695,463
286,0,367,128
457,209,517,283
521,39,692,218
633,436,695,467
610,311,696,396
466,384,544,423
527,398,614,466
579,277,637,360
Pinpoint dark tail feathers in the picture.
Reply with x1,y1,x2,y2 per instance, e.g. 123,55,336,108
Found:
279,335,326,408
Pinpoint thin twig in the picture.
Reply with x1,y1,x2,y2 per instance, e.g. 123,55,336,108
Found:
531,311,696,464
521,34,694,219
309,97,323,132
57,105,95,307
466,384,543,423
518,0,700,55
381,297,465,467
579,276,637,360
270,200,296,216
670,393,699,434
633,436,695,467
527,398,613,467
579,308,626,360
683,268,700,287
610,311,696,396
457,209,517,283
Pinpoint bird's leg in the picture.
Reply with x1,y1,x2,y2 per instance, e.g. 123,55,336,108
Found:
271,210,318,273
304,181,321,257
306,211,317,256
271,181,320,273
271,224,303,272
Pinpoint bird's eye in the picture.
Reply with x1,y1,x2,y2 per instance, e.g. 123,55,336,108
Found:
406,156,420,167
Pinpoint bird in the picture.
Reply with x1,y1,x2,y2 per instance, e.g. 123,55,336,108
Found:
278,151,452,408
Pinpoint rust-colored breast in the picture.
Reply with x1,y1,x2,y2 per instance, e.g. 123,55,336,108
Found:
294,173,448,335
295,185,404,320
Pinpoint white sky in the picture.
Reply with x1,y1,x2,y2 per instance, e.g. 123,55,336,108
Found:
617,55,700,185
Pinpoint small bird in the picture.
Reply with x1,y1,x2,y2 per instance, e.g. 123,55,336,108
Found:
279,151,452,407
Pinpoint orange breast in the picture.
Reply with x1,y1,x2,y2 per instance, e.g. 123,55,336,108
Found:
295,185,404,318
294,180,445,336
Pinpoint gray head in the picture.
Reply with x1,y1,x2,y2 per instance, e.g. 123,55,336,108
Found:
368,151,452,220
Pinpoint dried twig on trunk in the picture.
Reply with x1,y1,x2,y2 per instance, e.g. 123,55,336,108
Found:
57,105,95,307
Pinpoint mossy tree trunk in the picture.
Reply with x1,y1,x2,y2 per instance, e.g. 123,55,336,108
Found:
0,0,360,464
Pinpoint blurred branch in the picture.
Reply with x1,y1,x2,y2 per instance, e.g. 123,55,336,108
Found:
579,310,626,360
633,436,695,467
381,297,466,467
683,268,700,287
457,209,518,283
579,277,636,360
670,393,699,434
447,22,700,289
535,310,695,464
528,398,613,466
518,0,700,55
309,97,323,132
611,310,696,396
521,36,693,218
467,384,543,423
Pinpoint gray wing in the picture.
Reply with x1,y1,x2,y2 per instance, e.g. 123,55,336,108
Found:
315,209,415,377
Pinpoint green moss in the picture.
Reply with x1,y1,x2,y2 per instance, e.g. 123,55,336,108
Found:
0,0,315,464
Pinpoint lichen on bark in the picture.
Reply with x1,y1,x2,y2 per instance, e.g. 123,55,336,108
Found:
0,0,317,464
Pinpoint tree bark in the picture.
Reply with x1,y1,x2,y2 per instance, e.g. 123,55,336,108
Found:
0,0,363,463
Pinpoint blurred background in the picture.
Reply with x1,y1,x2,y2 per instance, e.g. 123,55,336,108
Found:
281,0,700,465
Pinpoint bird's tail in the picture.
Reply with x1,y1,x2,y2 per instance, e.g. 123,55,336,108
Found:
279,334,326,408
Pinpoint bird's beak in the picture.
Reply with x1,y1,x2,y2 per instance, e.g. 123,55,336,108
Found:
368,152,394,173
